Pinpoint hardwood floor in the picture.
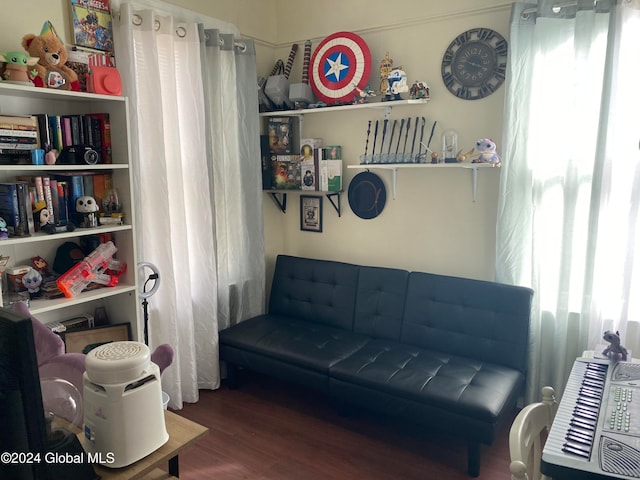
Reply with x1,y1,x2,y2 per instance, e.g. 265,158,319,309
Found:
173,370,515,480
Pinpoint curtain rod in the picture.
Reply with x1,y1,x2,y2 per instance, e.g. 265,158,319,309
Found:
130,13,247,50
521,0,600,18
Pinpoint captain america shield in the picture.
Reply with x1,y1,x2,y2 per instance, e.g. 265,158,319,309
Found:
310,31,372,105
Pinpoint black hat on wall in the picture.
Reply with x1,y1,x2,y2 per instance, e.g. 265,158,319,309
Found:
348,171,386,220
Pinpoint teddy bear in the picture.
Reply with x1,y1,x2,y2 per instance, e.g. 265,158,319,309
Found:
473,138,501,166
21,21,79,91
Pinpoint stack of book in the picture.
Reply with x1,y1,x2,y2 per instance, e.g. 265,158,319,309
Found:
40,277,64,299
0,115,41,165
0,112,112,165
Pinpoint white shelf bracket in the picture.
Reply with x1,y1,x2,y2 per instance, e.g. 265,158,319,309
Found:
471,167,478,202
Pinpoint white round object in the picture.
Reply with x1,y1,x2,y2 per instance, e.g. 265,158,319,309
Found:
85,341,151,385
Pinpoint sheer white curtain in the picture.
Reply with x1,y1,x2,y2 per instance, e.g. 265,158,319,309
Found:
497,0,640,403
113,1,264,408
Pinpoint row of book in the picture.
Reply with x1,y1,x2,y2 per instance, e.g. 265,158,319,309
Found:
261,136,343,192
0,112,112,165
39,112,112,163
0,172,113,237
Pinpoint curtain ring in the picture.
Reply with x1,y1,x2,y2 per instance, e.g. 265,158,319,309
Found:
204,32,211,42
218,37,224,47
132,14,143,26
236,42,247,53
176,26,187,38
154,19,161,31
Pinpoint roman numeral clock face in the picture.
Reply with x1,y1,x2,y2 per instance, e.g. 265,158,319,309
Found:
441,28,508,100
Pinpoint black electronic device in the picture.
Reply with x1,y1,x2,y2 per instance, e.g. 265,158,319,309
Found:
0,307,97,480
0,307,48,480
57,145,99,165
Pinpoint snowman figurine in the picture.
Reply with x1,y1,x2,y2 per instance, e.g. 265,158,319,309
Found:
76,195,99,228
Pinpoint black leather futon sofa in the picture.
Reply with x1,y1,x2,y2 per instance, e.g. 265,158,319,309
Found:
219,255,533,477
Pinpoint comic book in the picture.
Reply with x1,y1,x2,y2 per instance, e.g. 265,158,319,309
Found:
70,0,114,53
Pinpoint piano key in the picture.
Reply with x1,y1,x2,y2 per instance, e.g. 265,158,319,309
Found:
570,418,596,432
566,430,593,444
561,442,591,458
573,408,598,420
577,397,601,408
583,379,605,389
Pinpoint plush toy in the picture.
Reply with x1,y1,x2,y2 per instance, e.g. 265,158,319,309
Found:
602,330,628,361
0,51,39,84
0,217,8,239
22,268,43,297
473,138,501,166
22,21,79,91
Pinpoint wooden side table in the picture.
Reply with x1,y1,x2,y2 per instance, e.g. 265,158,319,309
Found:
81,410,208,480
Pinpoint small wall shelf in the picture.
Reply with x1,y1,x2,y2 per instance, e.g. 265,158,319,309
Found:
347,163,499,202
265,190,342,216
259,99,428,121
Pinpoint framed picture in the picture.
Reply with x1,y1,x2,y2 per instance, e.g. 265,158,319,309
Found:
300,195,323,232
61,323,132,354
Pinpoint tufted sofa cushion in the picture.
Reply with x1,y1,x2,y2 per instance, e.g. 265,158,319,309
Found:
353,266,409,341
329,339,523,423
219,314,371,372
269,255,359,330
402,272,533,372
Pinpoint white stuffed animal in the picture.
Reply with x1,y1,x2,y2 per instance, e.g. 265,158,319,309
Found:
473,138,501,166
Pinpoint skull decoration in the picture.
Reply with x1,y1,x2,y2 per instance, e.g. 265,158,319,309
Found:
76,195,99,227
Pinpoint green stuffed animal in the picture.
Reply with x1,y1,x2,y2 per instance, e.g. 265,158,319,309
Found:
0,51,39,84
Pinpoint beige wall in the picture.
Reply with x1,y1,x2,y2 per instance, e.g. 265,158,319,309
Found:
263,0,510,280
0,0,509,281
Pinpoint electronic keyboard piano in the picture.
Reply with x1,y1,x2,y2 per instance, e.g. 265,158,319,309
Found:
541,357,640,479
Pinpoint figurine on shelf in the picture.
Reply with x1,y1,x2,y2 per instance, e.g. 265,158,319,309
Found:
473,138,501,166
384,67,408,101
379,51,393,95
352,83,376,104
456,147,475,162
0,51,39,85
0,217,8,239
409,81,430,100
76,195,99,228
22,268,43,298
32,255,52,277
602,330,628,361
